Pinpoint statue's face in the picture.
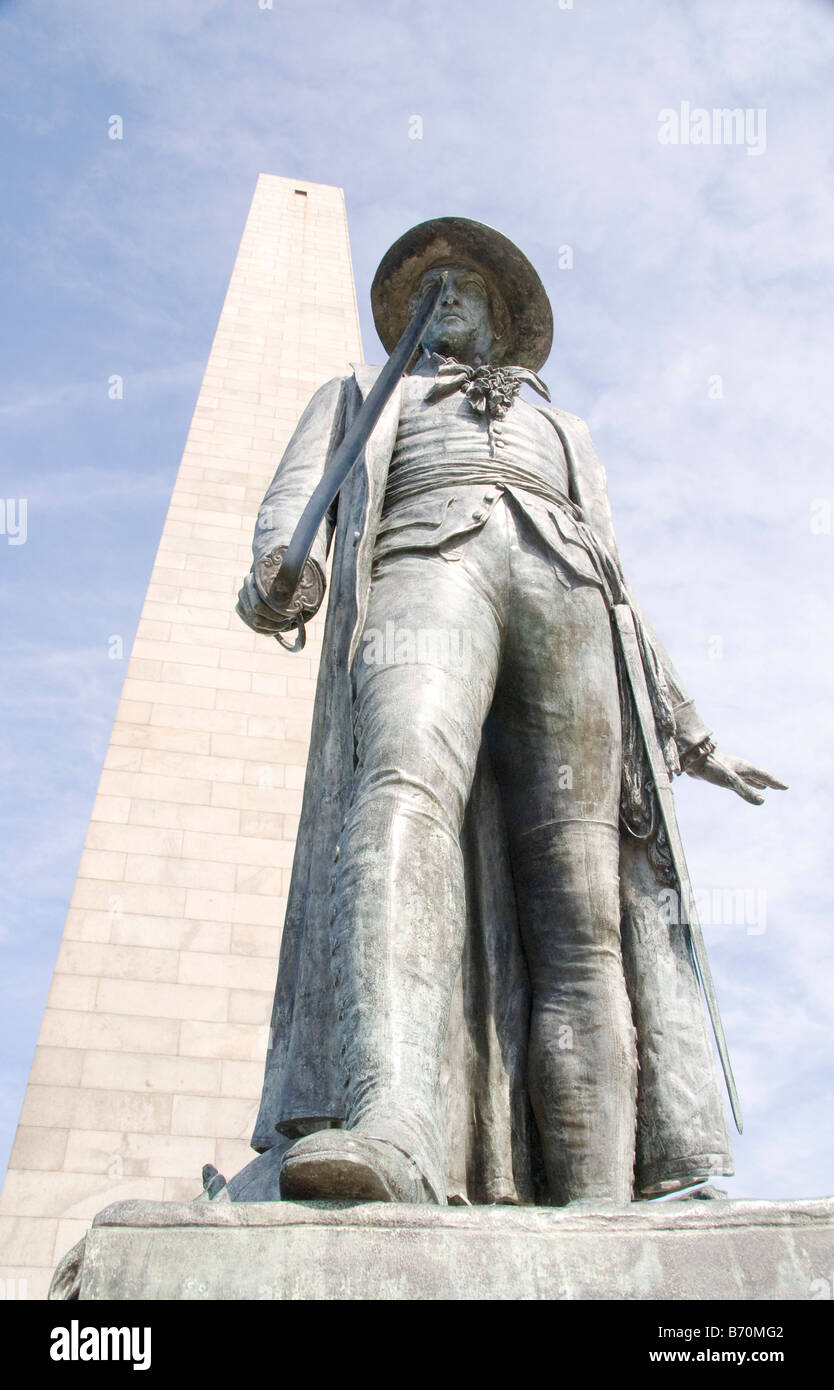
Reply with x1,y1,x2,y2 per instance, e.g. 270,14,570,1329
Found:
418,264,495,365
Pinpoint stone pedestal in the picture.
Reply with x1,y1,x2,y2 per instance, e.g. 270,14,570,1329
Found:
51,1196,834,1301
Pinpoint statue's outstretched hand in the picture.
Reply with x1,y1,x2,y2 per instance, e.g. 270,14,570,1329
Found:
684,748,788,806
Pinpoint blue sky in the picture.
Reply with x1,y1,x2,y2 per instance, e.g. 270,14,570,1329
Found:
1,0,833,1198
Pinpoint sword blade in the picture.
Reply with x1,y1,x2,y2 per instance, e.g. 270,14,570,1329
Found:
270,272,448,608
613,603,743,1134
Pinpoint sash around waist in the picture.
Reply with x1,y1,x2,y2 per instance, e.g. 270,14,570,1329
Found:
381,459,582,519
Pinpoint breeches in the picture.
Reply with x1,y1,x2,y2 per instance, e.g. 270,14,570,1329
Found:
331,494,637,1204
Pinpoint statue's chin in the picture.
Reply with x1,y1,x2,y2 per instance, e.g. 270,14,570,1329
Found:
424,331,475,362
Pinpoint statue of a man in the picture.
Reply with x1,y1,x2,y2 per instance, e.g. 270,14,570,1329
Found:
236,218,784,1207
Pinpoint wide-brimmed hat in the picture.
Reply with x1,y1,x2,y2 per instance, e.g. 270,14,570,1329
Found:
371,217,553,371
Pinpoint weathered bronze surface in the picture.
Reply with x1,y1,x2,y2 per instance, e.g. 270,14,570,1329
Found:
236,218,785,1207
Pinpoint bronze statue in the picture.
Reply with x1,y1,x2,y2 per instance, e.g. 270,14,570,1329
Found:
236,218,785,1207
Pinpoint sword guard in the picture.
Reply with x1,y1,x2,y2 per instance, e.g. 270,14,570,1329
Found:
256,547,326,622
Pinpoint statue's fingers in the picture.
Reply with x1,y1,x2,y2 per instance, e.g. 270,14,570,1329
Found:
239,604,280,635
736,762,788,791
235,588,258,628
735,769,770,789
236,584,260,625
238,574,260,609
733,761,789,795
252,615,284,636
729,773,765,806
237,579,284,634
241,575,271,619
251,610,287,635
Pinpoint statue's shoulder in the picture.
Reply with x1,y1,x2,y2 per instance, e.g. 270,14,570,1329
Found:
291,372,356,434
537,401,588,432
350,362,384,393
307,365,369,397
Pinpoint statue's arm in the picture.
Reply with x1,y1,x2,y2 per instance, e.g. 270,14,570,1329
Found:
253,375,348,572
620,586,713,758
236,375,348,637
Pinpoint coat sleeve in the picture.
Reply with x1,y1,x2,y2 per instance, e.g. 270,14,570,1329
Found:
551,406,713,758
252,374,349,575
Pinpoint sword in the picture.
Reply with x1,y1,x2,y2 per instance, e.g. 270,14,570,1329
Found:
612,602,743,1134
269,272,448,610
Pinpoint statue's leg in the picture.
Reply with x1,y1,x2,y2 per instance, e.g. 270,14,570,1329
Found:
293,535,505,1202
488,518,637,1206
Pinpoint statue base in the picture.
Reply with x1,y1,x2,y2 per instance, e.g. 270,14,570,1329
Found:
51,1195,834,1301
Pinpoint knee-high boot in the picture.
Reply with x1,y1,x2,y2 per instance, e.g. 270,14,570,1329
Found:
329,774,468,1203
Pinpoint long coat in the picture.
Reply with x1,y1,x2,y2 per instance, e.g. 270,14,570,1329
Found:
248,364,733,1203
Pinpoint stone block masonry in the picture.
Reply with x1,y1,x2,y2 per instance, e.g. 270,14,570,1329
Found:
0,174,363,1298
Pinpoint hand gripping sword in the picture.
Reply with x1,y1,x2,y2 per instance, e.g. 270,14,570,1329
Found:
613,602,743,1134
268,273,448,612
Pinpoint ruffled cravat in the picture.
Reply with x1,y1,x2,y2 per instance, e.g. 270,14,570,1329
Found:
425,357,551,419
